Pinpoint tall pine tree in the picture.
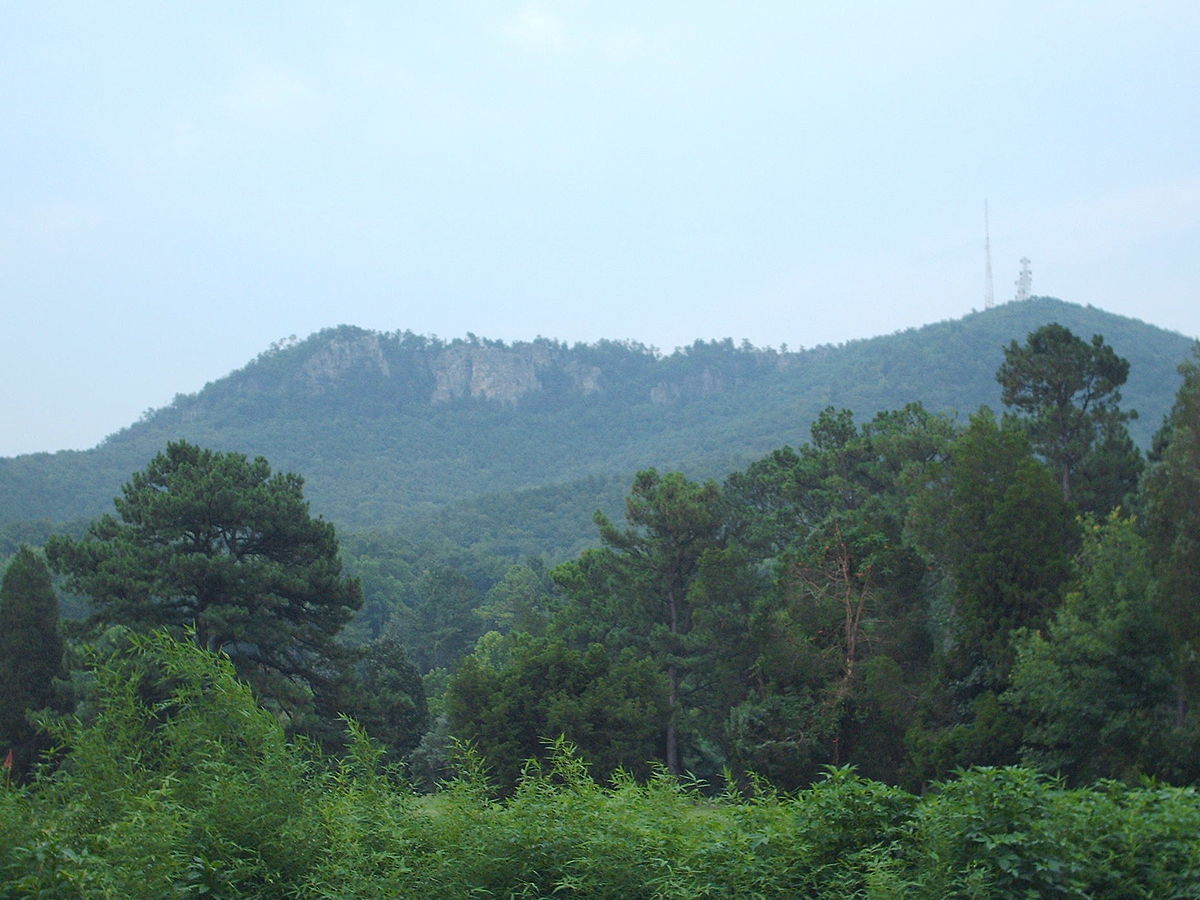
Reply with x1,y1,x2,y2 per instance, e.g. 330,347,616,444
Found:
1142,346,1200,727
47,441,361,717
996,323,1135,504
0,546,64,780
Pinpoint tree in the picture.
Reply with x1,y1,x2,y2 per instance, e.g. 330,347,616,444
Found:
0,546,64,780
47,441,361,715
552,470,750,775
721,406,951,786
405,566,487,672
997,323,1134,502
474,557,555,636
905,409,1076,781
1141,346,1200,726
1005,514,1175,783
912,409,1075,683
445,634,667,790
310,635,428,760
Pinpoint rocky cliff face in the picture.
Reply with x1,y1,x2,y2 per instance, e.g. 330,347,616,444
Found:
178,326,779,419
302,331,391,385
429,345,605,404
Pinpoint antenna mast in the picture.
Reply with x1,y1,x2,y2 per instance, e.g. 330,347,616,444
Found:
1014,257,1032,302
984,201,995,310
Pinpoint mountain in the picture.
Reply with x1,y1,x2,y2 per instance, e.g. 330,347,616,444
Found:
1,297,1194,551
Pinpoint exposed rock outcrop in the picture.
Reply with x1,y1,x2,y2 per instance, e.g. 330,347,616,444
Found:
302,331,391,386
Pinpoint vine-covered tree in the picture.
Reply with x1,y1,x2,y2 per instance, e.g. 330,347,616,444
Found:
0,546,64,780
996,323,1135,503
47,441,361,714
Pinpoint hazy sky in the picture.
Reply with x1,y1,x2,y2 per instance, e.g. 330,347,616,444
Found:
3,2,1197,457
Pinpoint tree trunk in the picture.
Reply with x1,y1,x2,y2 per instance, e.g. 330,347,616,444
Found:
666,664,680,774
665,583,681,774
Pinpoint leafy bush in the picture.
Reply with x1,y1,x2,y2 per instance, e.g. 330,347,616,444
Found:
4,633,1199,898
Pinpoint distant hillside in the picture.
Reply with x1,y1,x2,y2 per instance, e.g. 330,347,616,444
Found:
1,298,1193,541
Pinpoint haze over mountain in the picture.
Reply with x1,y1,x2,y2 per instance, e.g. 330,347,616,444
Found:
1,297,1193,555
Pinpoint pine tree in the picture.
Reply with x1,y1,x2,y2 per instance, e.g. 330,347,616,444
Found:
1142,346,1200,726
997,323,1135,502
46,441,361,716
0,546,64,779
552,470,750,774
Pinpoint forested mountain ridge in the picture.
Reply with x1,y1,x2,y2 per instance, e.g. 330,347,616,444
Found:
1,296,1193,535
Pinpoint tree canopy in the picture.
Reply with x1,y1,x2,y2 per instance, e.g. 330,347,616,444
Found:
1141,345,1200,724
996,323,1134,502
0,545,64,779
47,441,361,714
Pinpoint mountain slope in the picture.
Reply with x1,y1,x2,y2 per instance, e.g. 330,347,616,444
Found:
1,297,1193,532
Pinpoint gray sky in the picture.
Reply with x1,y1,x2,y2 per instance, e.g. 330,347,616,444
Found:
3,2,1197,457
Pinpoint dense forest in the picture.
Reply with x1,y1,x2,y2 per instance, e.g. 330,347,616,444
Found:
2,313,1200,895
0,297,1192,544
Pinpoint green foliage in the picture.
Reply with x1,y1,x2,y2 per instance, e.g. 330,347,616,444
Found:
725,405,950,787
904,410,1078,781
1,299,1188,545
0,546,64,780
1,631,326,897
912,767,1200,898
1073,423,1144,517
913,408,1076,683
997,322,1136,503
445,634,667,790
1006,514,1176,783
46,441,362,716
553,469,754,775
4,633,1200,897
402,565,488,672
307,636,429,761
474,556,556,635
1142,345,1200,720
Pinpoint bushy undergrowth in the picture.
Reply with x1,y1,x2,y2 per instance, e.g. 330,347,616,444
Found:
2,635,1199,898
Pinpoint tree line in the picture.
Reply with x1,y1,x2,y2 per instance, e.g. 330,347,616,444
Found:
439,324,1199,790
2,323,1199,797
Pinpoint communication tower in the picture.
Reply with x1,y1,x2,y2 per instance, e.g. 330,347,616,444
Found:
983,201,995,310
1014,257,1032,302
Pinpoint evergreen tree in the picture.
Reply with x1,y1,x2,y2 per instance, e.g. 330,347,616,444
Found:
46,441,361,716
405,566,487,672
914,408,1076,682
0,546,64,780
905,409,1076,781
1141,346,1200,727
552,470,752,775
725,405,950,786
1005,514,1174,783
996,323,1135,502
307,635,428,760
445,634,667,790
